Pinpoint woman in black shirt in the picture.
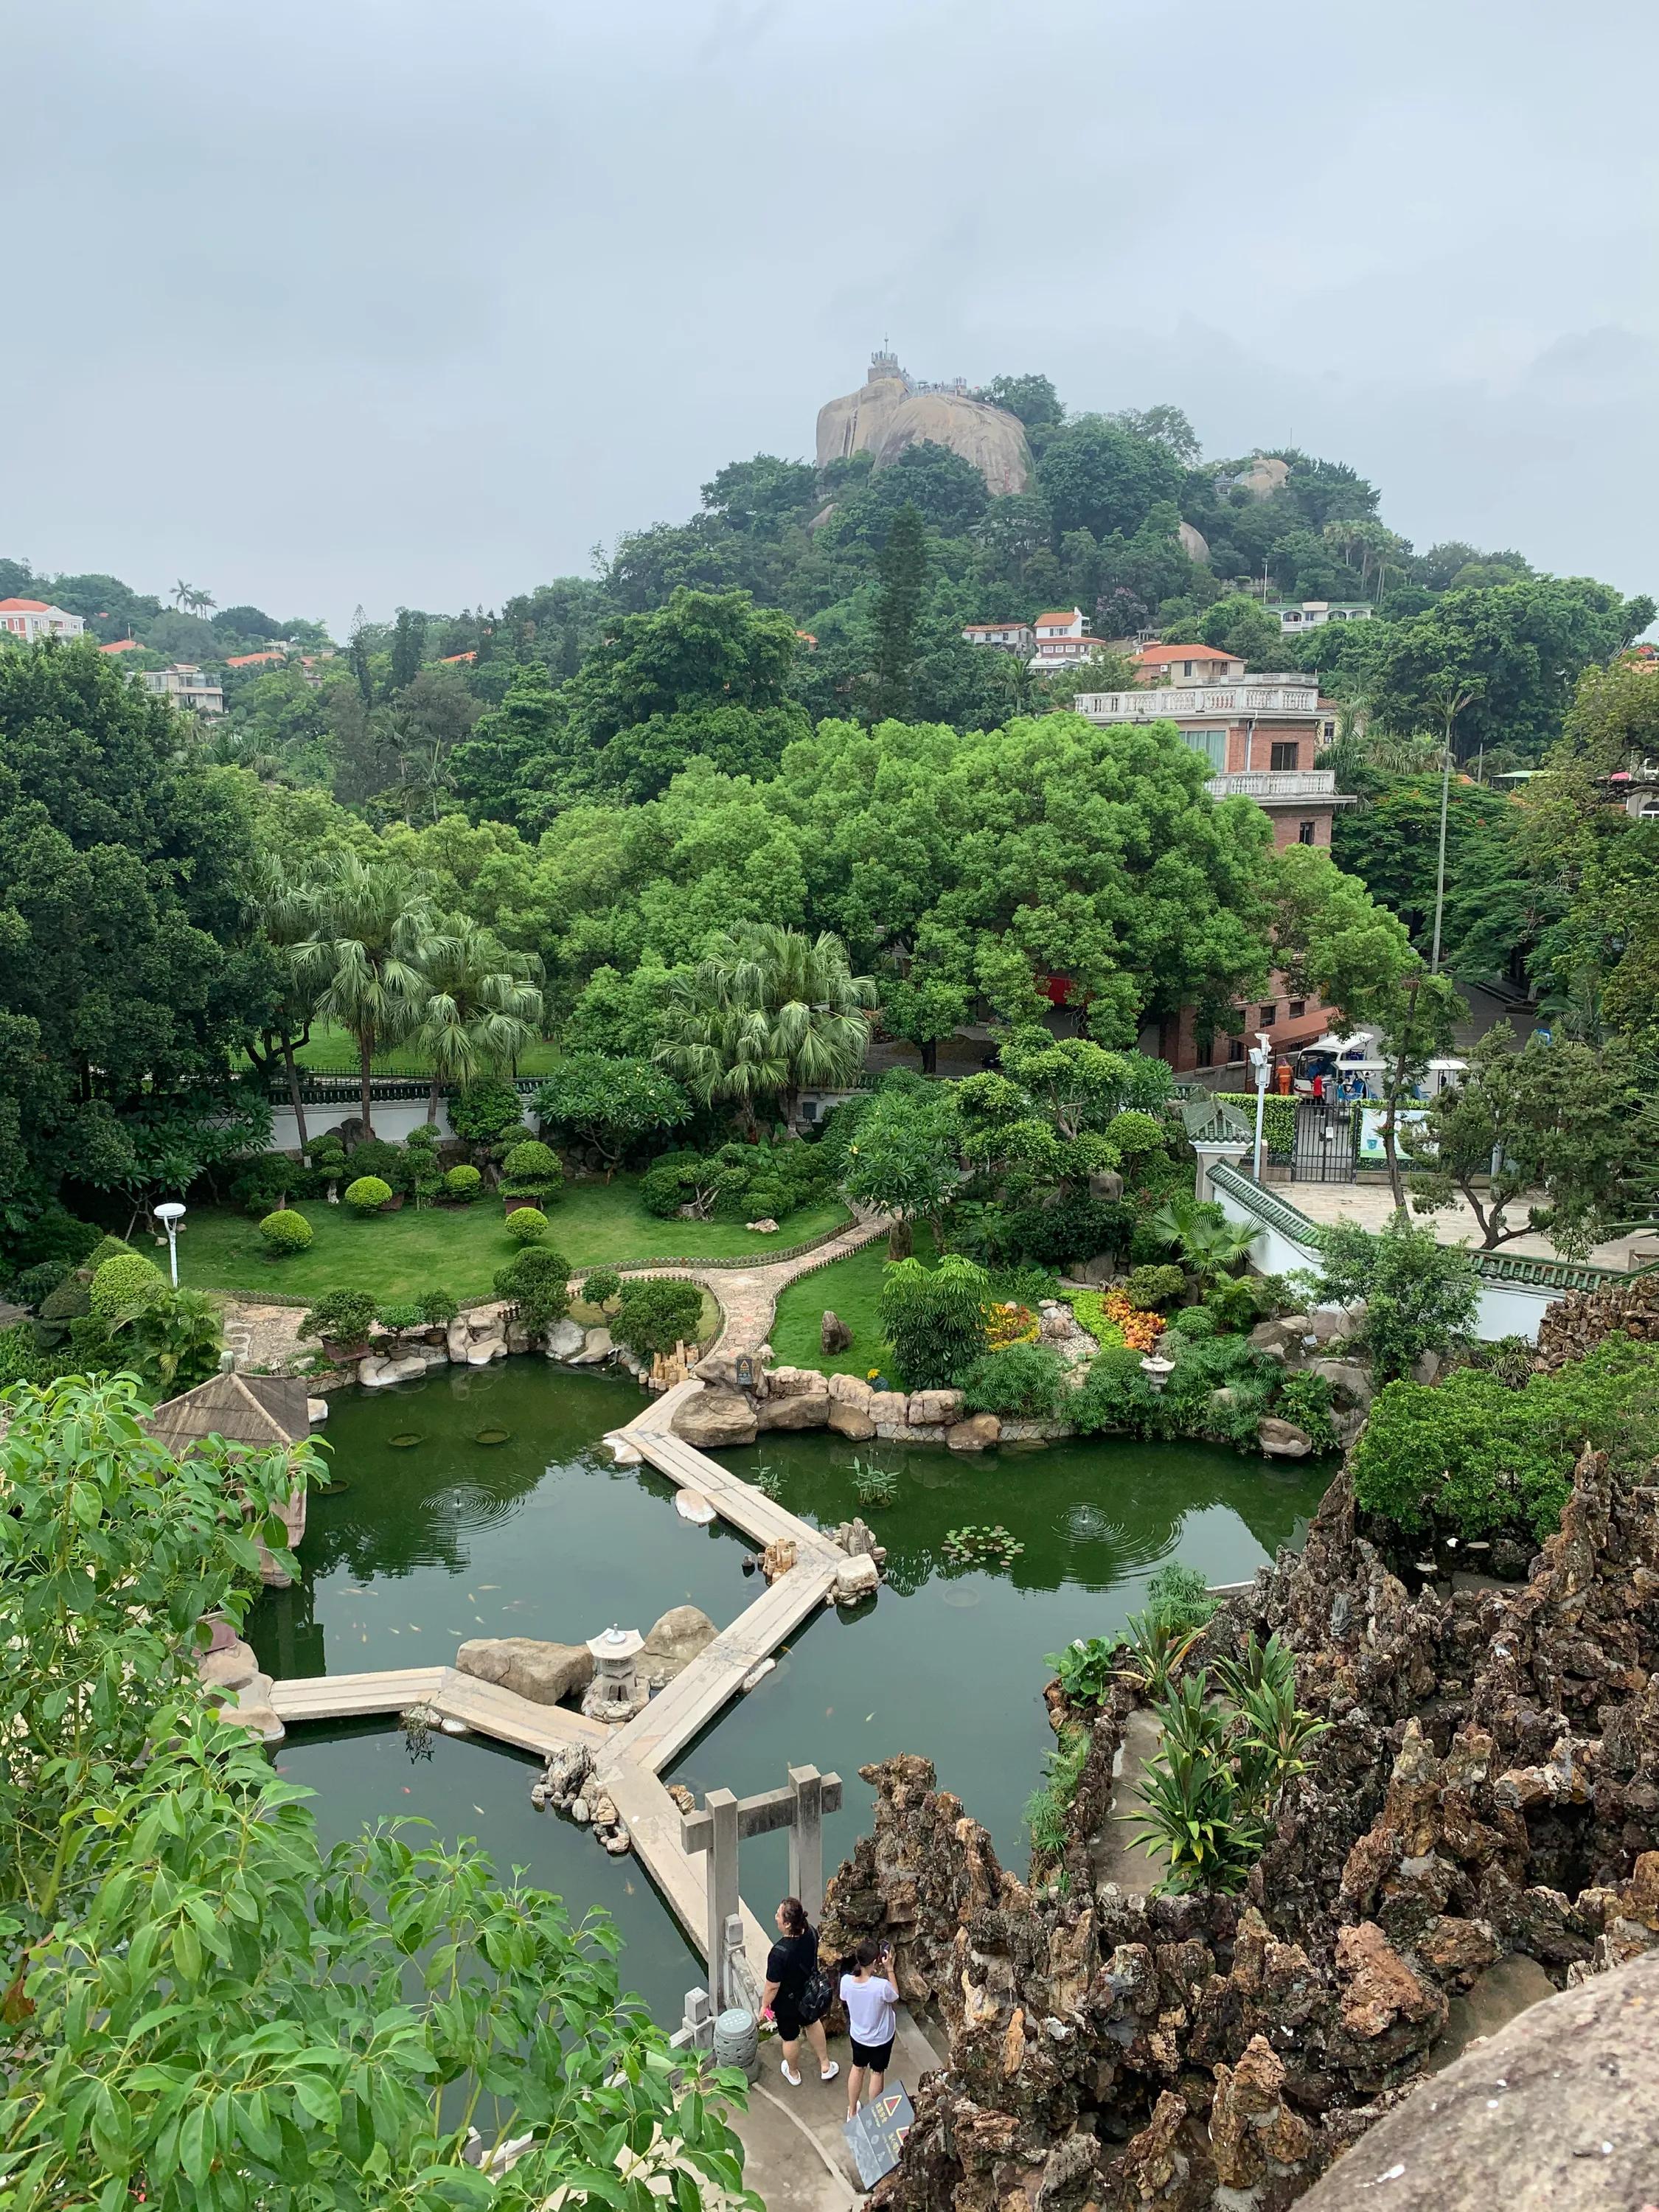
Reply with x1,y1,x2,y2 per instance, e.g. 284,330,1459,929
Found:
761,1896,839,2087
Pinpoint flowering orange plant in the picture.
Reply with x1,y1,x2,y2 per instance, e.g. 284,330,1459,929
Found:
1101,1290,1166,1354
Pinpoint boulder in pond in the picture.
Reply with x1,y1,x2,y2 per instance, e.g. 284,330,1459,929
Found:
947,1412,1000,1453
544,1318,585,1360
1259,1416,1315,1458
757,1371,829,1430
456,1636,594,1705
568,1326,613,1366
641,1604,717,1682
671,1388,757,1449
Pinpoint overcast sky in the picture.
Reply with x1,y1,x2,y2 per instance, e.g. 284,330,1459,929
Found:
3,0,1653,634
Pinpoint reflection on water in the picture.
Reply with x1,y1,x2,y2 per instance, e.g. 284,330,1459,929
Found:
252,1361,1328,2018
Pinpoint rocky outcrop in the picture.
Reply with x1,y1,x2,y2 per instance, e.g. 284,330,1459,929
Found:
815,350,1032,495
1534,1268,1659,1369
456,1636,594,1705
833,1441,1659,2212
754,1366,830,1430
821,1310,853,1354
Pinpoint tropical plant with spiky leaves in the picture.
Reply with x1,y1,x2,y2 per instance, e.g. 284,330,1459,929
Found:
414,922,544,1124
294,855,453,1138
656,923,875,1134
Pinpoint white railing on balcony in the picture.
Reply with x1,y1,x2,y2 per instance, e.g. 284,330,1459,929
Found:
1076,684,1321,717
1207,769,1339,801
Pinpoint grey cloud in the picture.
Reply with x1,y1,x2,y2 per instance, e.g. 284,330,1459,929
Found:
1,0,1653,630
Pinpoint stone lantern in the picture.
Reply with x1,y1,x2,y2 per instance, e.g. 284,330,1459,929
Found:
583,1624,645,1719
1138,1354,1175,1394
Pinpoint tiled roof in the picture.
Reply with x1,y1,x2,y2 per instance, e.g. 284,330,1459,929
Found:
1136,642,1236,665
0,597,52,613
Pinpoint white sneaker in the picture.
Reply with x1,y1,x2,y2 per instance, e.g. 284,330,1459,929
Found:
781,2062,801,2086
820,2062,840,2081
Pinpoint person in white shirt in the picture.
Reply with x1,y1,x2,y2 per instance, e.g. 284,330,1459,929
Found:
838,1938,899,2124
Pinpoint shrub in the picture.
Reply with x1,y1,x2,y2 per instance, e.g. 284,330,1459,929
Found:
9,1259,75,1311
88,1253,167,1321
419,1289,459,1325
1165,1305,1217,1340
611,1278,705,1358
260,1208,314,1256
442,1164,482,1203
1106,1109,1168,1158
306,1132,347,1192
1158,1335,1281,1448
84,1237,136,1274
878,1254,991,1389
1313,1216,1478,1382
1274,1370,1338,1451
1045,1636,1118,1708
960,1343,1069,1419
6,1204,99,1272
493,1245,573,1334
378,1297,423,1331
346,1138,408,1191
640,1159,695,1218
38,1274,91,1327
344,1176,393,1215
582,1267,622,1309
300,1290,380,1348
448,1076,526,1146
500,1140,563,1202
1123,1264,1186,1311
232,1152,307,1216
1352,1338,1659,1540
405,1123,445,1206
1073,1346,1158,1435
505,1206,550,1245
0,1320,48,1388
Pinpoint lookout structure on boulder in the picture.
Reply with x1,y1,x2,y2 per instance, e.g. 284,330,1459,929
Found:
143,1371,313,1584
816,349,1032,495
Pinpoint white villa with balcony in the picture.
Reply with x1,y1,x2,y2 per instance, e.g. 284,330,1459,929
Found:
1264,598,1373,636
0,598,86,643
1074,674,1350,848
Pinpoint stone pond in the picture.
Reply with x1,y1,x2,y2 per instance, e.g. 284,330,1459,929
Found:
248,1357,1326,2023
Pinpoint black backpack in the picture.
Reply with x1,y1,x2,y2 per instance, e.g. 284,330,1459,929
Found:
797,1963,832,2025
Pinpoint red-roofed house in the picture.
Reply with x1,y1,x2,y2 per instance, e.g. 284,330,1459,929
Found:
99,637,144,655
0,598,86,642
1135,642,1245,684
225,650,287,668
961,620,1034,653
1028,607,1103,675
439,651,476,665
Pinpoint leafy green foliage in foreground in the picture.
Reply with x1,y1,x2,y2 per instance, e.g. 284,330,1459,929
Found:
0,1376,753,2211
1352,1338,1659,1539
1312,1214,1479,1382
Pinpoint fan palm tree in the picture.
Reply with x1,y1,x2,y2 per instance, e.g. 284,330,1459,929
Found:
247,855,323,1147
294,855,451,1138
657,923,876,1134
415,924,545,1123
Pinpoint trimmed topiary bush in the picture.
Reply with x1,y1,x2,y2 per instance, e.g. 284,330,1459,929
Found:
505,1206,549,1245
420,1289,459,1325
88,1252,167,1321
300,1290,380,1350
8,1259,76,1312
493,1245,572,1334
1122,1264,1186,1311
1164,1304,1217,1340
500,1140,563,1203
378,1297,423,1332
442,1164,482,1203
611,1277,705,1359
344,1176,393,1216
0,1319,47,1388
345,1138,407,1190
448,1077,526,1148
260,1208,314,1256
582,1267,622,1309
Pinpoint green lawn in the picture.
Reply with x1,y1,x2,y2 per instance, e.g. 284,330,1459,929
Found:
768,1228,934,1378
182,1179,851,1306
243,1020,562,1079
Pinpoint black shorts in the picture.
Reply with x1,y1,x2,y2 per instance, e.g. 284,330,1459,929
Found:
850,2034,894,2071
774,1998,804,2041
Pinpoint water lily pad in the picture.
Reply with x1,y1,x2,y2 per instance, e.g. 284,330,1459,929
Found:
314,1476,352,1495
475,1427,511,1447
387,1434,422,1450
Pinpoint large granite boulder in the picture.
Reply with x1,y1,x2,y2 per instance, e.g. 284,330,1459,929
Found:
456,1636,594,1705
828,1372,877,1440
671,1388,757,1449
757,1369,830,1430
544,1318,585,1360
947,1412,1000,1453
641,1604,717,1683
907,1388,964,1427
821,1310,853,1354
1259,1415,1315,1457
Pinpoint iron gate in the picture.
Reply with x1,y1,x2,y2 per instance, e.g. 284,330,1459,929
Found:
1290,1099,1357,1183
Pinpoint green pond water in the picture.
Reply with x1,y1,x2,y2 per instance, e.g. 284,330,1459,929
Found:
253,1360,1326,2022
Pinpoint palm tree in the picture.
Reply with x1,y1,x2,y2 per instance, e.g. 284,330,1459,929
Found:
415,924,545,1122
657,924,875,1134
171,579,194,611
191,588,218,621
246,855,322,1147
294,855,451,1138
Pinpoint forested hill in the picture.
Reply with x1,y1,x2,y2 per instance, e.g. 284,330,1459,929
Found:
5,369,1652,806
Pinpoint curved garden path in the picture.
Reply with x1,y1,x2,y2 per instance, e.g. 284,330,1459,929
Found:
219,1212,894,1374
592,1209,892,1358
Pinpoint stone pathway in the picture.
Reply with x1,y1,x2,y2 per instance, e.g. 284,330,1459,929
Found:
594,1213,892,1360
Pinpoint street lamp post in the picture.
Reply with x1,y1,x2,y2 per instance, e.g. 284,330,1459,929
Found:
155,1201,187,1290
1247,1032,1271,1182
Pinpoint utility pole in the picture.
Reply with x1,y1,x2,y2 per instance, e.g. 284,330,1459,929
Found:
1427,679,1481,974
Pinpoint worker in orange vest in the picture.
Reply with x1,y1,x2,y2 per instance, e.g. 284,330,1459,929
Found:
1276,1058,1293,1096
